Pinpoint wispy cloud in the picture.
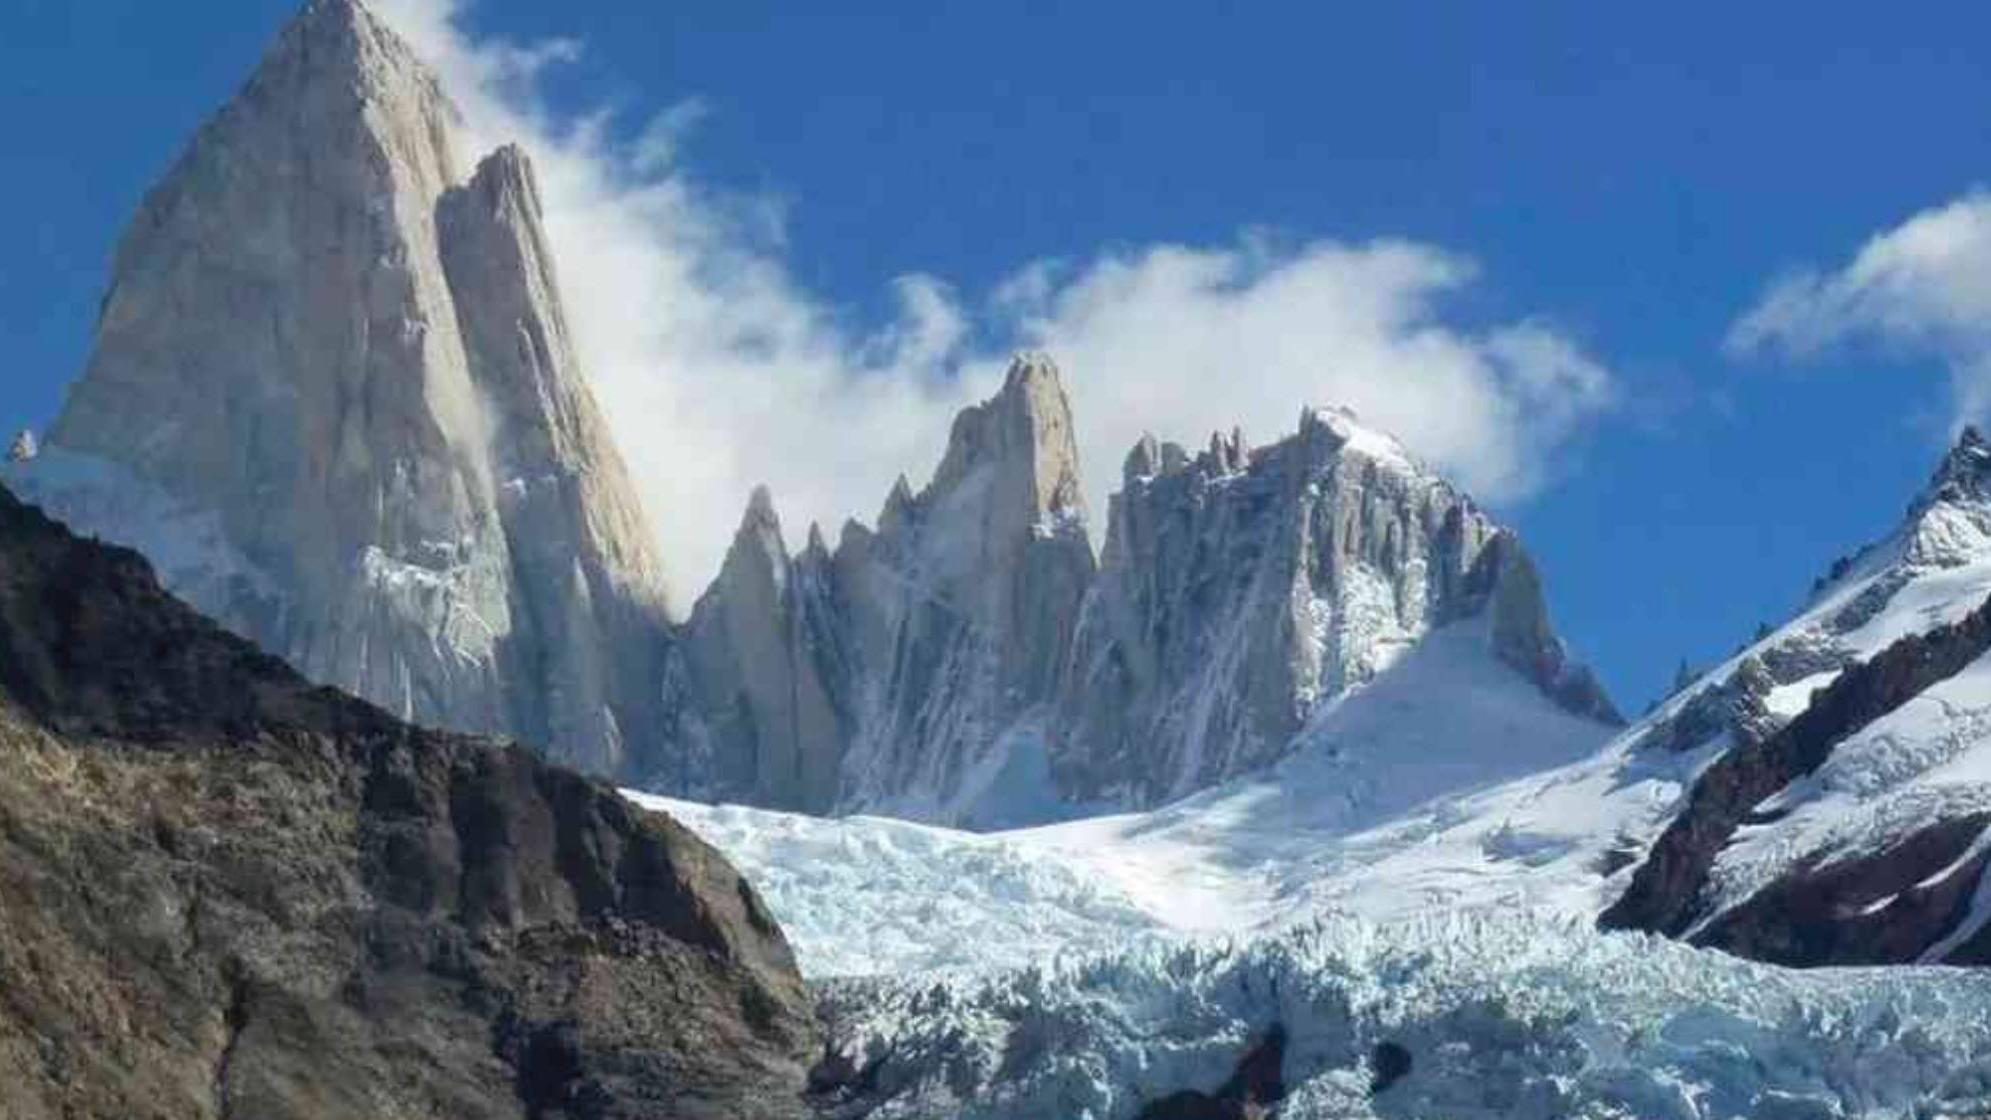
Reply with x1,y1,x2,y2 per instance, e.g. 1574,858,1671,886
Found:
371,0,1619,601
1728,190,1991,422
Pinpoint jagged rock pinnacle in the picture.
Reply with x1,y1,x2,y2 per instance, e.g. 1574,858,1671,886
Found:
729,485,789,571
929,352,1087,527
28,0,672,779
746,483,780,525
1925,423,1991,504
1060,403,1619,805
1123,432,1161,484
255,0,451,117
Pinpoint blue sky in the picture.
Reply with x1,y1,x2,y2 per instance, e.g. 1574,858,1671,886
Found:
6,0,1991,710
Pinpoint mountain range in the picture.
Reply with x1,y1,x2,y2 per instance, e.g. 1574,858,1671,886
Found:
4,0,1616,831
8,2,1991,1116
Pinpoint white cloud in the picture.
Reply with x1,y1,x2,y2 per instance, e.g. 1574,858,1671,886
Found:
1728,190,1991,421
370,0,1617,604
981,239,1615,504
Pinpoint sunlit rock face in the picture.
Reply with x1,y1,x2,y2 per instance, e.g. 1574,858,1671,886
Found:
0,478,816,1119
8,0,1614,824
18,0,671,778
682,355,1096,823
683,364,1615,825
1052,406,1618,808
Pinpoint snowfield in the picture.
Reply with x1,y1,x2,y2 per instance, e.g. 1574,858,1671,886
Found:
636,795,1172,976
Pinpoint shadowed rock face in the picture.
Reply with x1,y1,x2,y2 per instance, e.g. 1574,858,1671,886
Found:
681,488,851,813
0,481,815,1118
1133,1025,1286,1120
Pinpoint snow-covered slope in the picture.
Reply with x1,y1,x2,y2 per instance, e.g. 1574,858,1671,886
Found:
1595,429,1991,964
630,606,1611,977
634,795,1170,977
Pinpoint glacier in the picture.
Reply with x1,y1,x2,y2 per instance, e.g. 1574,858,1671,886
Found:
810,914,1991,1119
641,786,1991,1117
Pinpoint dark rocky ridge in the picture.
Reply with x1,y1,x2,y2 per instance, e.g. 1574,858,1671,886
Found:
0,482,815,1118
1600,589,1991,965
1133,1024,1287,1119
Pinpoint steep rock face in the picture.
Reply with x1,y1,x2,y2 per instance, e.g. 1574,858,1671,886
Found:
832,354,1096,821
1597,428,1991,965
1053,406,1617,807
681,374,1613,826
14,0,670,778
681,490,851,813
680,355,1094,825
0,480,815,1118
436,142,674,773
12,0,1617,830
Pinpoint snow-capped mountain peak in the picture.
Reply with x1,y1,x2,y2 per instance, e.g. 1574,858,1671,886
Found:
1896,424,1991,570
1053,399,1618,808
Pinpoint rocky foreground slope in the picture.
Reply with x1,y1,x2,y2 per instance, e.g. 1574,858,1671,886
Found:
0,481,815,1119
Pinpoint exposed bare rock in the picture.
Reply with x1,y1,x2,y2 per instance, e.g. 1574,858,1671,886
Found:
5,431,34,463
680,355,1095,824
1600,590,1991,959
18,0,671,779
1597,428,1991,965
681,488,851,813
0,478,815,1118
11,1,1616,829
679,373,1615,823
1134,1024,1287,1120
436,142,674,772
1053,406,1618,807
831,353,1096,821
